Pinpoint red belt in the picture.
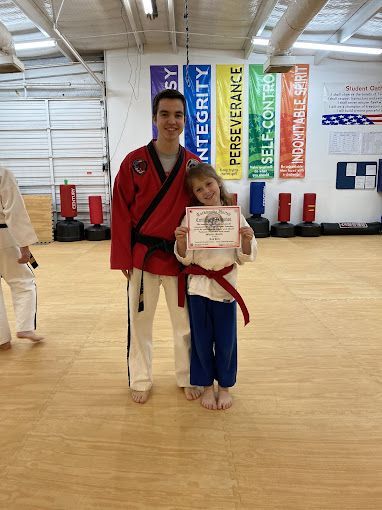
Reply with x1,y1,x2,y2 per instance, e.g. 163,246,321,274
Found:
178,264,250,326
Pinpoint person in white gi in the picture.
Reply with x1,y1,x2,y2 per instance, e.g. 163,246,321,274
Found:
0,166,43,350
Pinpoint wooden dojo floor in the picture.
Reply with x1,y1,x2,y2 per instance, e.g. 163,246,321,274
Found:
1,236,382,510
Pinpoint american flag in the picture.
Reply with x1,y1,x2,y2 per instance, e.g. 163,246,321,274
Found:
322,113,382,125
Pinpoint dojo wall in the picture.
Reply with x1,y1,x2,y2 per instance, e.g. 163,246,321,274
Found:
105,48,381,224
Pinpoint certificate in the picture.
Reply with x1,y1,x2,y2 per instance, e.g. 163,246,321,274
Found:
186,206,241,249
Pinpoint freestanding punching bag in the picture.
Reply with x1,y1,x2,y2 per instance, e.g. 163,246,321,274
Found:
271,193,295,237
295,193,321,237
85,196,111,241
246,182,270,237
55,180,84,241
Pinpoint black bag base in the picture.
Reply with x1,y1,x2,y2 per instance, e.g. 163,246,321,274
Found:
321,222,381,235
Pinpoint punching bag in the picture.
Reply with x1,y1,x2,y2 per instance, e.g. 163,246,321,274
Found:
55,180,84,242
271,193,295,237
246,182,270,238
85,195,110,241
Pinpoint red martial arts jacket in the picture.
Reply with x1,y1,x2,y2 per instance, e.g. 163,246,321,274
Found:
110,141,199,276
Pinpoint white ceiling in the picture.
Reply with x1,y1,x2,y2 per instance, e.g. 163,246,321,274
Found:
1,0,381,63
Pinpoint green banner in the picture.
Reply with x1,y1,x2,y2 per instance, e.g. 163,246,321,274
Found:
248,65,276,178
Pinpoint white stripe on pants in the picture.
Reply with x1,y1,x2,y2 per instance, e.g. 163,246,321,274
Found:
127,268,191,391
0,246,36,345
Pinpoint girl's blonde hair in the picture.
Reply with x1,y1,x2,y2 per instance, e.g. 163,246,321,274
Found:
185,163,233,206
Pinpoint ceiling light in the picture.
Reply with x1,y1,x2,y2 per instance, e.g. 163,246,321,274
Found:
252,38,269,47
142,0,153,15
293,41,382,55
142,0,158,19
252,37,382,55
14,39,57,51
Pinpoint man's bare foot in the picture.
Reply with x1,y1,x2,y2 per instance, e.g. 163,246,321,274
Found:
217,386,232,410
16,331,44,342
131,389,150,404
184,386,202,400
0,341,12,351
201,385,217,410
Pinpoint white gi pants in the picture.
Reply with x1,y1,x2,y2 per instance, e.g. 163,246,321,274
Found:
0,246,37,345
127,268,191,391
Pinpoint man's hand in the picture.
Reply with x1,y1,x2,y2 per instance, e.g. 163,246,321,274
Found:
121,269,129,280
18,246,31,264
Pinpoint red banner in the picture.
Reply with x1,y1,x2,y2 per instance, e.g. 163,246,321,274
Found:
279,64,309,178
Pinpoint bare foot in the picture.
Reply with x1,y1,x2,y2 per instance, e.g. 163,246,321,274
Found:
217,386,232,410
0,341,12,351
131,389,150,404
201,385,217,410
184,386,202,400
16,331,44,342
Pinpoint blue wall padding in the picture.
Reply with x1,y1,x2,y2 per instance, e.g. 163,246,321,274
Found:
250,182,265,215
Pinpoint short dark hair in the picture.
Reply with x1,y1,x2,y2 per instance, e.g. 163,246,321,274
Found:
152,89,186,117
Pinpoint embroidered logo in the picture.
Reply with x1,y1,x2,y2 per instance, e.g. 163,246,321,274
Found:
186,158,200,171
132,159,148,175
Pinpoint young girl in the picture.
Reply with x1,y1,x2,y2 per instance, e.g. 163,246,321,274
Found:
174,163,257,410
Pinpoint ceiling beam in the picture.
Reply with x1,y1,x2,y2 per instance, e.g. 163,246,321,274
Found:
340,0,382,42
11,0,76,61
243,0,278,59
167,0,177,53
315,0,382,63
121,0,144,53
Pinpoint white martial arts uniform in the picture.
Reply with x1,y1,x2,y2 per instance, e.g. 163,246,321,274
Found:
0,167,38,346
174,214,257,302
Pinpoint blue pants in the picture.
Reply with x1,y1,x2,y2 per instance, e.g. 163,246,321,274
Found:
188,295,237,387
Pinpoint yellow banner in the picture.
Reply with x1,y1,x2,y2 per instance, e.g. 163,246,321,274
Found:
216,65,243,180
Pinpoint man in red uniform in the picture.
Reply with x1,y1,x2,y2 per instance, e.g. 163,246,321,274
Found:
111,89,201,404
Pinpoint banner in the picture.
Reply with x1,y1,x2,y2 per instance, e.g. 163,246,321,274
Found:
150,65,178,138
183,65,211,163
322,82,382,125
279,64,309,178
248,64,276,179
216,65,244,179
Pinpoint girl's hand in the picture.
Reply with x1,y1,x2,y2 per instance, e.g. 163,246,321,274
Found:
175,226,189,258
240,227,254,240
175,226,189,240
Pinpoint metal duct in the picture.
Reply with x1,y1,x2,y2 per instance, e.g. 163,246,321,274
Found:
0,20,25,73
269,0,329,55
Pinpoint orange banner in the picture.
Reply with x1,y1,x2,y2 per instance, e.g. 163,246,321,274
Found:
279,64,309,178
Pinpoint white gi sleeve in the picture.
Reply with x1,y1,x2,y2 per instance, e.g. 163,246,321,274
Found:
0,168,38,247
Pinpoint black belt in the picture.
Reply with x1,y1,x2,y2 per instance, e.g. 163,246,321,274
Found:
132,229,175,312
0,224,7,228
132,230,174,253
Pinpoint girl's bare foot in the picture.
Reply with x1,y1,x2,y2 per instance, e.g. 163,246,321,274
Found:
184,386,202,400
131,389,150,404
16,331,44,342
217,386,232,410
201,385,217,410
0,341,12,350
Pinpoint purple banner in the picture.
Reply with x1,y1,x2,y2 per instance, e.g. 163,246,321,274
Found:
150,65,178,138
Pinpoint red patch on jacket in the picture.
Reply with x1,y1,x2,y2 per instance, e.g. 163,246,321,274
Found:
132,159,148,175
